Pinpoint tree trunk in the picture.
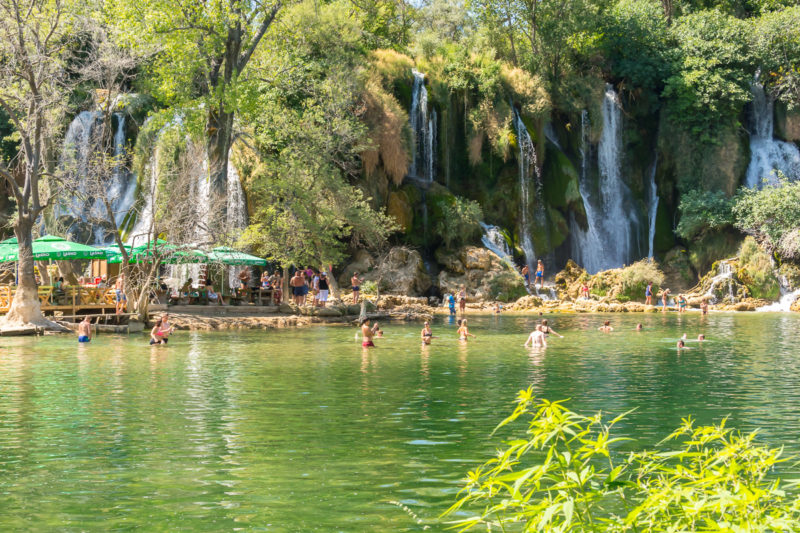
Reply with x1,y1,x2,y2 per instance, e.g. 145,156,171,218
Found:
282,266,290,306
57,261,80,285
206,107,235,211
37,261,51,285
2,219,53,327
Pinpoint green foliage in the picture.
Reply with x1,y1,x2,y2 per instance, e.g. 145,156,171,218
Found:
676,189,734,240
435,196,483,249
601,0,672,94
588,259,665,302
445,388,800,531
750,6,800,108
487,271,528,302
734,178,800,262
663,10,754,142
737,236,780,300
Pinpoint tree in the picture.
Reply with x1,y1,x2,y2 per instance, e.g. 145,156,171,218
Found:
108,0,283,212
239,0,397,271
0,0,86,327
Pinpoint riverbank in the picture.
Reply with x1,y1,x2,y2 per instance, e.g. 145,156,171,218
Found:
144,293,795,331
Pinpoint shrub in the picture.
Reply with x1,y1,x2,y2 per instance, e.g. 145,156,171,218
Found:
676,189,734,240
738,237,780,300
445,389,800,531
734,177,800,261
435,196,484,249
488,272,528,302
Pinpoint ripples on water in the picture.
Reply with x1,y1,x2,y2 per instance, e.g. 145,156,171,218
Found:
0,313,798,530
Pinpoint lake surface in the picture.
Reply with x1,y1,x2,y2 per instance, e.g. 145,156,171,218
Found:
0,312,798,531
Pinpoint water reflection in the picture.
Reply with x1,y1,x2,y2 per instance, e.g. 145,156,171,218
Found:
0,313,797,531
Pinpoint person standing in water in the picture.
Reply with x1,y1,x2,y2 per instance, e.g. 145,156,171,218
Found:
150,315,174,345
645,282,653,306
677,294,687,313
457,319,475,341
661,288,671,313
447,293,456,316
700,299,709,315
535,260,544,289
521,265,530,288
458,285,467,316
360,317,375,347
524,324,547,348
598,320,613,332
77,316,92,343
421,322,433,345
540,319,563,338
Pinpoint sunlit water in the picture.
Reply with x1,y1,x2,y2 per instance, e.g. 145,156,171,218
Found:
0,313,799,531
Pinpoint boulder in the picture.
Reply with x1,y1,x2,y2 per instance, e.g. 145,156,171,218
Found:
435,248,465,274
317,307,344,317
437,246,525,302
366,247,432,296
339,250,375,287
511,295,543,310
279,302,299,314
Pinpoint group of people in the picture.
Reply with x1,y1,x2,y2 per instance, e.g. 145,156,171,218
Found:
289,268,331,307
520,260,545,290
645,283,709,314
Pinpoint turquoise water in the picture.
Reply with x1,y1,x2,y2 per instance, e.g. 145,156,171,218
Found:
0,313,798,531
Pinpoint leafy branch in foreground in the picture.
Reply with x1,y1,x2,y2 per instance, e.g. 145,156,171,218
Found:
444,388,800,531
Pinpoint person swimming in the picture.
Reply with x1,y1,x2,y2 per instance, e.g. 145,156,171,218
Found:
698,334,705,341
457,319,475,341
598,320,613,332
371,322,383,338
540,319,563,338
150,315,174,345
524,324,547,348
421,322,434,345
677,339,688,349
636,323,643,331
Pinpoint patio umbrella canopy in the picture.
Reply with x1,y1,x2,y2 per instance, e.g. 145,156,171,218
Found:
208,247,267,266
0,235,107,262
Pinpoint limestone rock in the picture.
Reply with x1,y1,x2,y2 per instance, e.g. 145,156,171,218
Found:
435,248,465,274
339,250,375,287
317,307,344,317
437,246,525,302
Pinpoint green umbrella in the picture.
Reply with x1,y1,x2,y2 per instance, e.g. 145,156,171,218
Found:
0,235,107,262
130,241,208,264
208,247,267,266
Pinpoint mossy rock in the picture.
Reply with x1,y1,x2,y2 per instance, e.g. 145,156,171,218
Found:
547,207,569,250
488,271,528,302
542,144,581,209
387,190,414,233
687,231,742,277
653,200,675,254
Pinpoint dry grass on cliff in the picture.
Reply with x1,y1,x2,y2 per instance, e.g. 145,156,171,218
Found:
361,81,410,185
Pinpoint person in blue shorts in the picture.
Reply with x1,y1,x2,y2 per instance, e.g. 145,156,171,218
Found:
77,316,92,343
645,281,653,305
535,260,544,289
448,293,456,316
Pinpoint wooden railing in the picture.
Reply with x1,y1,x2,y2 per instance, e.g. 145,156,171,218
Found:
0,285,119,314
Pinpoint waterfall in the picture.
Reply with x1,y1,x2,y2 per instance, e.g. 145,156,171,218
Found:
480,222,513,265
544,123,561,149
746,82,800,188
647,155,659,259
226,158,247,231
570,86,639,273
704,260,735,304
60,111,138,244
410,70,436,183
757,275,800,312
512,107,539,271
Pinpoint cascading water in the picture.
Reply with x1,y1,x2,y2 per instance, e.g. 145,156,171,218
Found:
512,108,539,271
480,222,513,266
704,260,735,304
409,70,436,183
570,86,640,273
647,156,659,259
60,111,138,244
757,275,800,312
746,81,800,189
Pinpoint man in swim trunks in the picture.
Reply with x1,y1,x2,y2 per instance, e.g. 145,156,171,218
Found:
290,270,305,305
352,272,362,304
524,324,546,348
521,265,530,288
77,316,92,343
361,317,375,347
535,260,544,289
